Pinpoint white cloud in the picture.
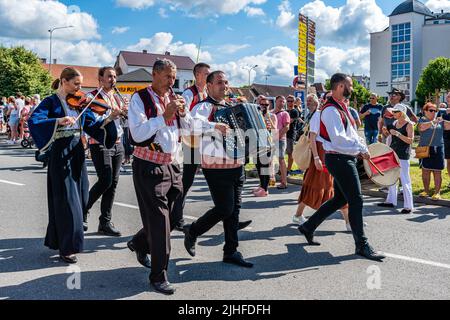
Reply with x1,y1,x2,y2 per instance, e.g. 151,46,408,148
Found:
218,44,251,54
115,0,156,10
126,32,213,62
276,0,388,46
276,1,296,31
315,46,370,83
226,26,234,31
112,26,130,34
159,8,169,18
116,0,267,16
0,37,115,67
213,46,297,87
425,0,450,12
0,0,99,41
244,6,265,17
213,44,370,86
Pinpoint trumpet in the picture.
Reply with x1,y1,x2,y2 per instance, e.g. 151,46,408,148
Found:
112,85,128,119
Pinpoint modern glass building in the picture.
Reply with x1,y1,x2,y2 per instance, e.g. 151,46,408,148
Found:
370,0,450,102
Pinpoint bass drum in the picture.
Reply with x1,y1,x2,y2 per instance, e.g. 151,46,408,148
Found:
357,143,401,189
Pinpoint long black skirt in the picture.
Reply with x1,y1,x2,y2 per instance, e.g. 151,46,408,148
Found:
45,136,88,256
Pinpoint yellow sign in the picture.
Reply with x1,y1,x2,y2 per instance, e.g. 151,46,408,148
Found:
116,85,147,95
298,14,308,76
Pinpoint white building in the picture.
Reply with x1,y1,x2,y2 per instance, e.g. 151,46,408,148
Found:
370,0,450,102
114,50,196,94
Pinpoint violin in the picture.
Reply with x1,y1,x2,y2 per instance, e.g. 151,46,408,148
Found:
66,91,111,116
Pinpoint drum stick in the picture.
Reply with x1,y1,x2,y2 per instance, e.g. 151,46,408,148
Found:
368,159,385,176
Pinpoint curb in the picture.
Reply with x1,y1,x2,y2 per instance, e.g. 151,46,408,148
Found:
246,170,450,208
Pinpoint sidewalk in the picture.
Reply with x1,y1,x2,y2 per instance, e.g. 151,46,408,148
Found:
246,169,450,208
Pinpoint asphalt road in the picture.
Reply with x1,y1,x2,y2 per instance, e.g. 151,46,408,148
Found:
1,137,449,300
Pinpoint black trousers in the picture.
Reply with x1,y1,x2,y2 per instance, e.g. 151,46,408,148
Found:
302,153,367,247
131,158,182,283
85,143,124,224
255,151,271,192
172,146,201,227
189,166,245,255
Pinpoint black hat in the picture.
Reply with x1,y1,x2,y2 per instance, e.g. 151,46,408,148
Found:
387,88,405,102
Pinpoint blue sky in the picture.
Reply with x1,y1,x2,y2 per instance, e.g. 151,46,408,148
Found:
0,0,449,86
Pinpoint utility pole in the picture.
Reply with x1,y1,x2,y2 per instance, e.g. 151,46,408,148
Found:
242,65,258,87
48,25,74,73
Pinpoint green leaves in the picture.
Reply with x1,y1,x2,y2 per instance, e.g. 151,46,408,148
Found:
0,46,52,98
415,57,450,105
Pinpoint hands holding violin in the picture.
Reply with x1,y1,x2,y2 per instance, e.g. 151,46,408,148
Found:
58,116,76,126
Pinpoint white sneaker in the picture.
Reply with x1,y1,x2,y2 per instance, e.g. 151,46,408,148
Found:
292,215,307,225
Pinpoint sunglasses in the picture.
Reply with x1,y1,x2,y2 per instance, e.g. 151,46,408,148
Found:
287,100,294,103
260,104,269,107
427,109,437,113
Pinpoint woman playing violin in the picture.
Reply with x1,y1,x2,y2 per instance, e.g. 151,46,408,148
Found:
28,67,121,264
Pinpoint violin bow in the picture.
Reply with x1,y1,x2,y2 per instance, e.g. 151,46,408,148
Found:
74,86,104,122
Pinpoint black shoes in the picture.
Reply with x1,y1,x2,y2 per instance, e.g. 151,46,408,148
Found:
98,222,122,237
174,219,185,232
151,281,176,295
355,243,386,262
83,222,88,232
298,224,321,246
401,209,412,214
238,220,252,230
127,240,151,269
377,203,395,208
59,254,78,264
183,225,197,257
223,252,254,268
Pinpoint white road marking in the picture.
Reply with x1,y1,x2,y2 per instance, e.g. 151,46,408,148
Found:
113,201,252,230
380,252,450,270
0,179,25,186
116,201,450,268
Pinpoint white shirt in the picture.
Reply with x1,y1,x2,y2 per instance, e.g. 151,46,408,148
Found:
320,106,368,156
190,100,231,159
15,98,25,116
128,86,192,155
309,111,324,143
182,86,208,111
88,90,124,139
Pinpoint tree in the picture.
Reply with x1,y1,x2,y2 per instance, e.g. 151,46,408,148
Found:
0,46,52,98
415,57,450,105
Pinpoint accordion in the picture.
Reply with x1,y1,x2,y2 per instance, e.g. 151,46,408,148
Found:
213,103,273,160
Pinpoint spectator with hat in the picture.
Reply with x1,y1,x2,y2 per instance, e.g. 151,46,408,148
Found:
379,88,418,145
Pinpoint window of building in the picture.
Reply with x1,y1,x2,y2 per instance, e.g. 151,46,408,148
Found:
391,23,412,101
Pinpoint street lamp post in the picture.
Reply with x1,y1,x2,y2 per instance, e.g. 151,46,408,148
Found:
48,26,74,73
242,65,258,87
264,74,271,87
